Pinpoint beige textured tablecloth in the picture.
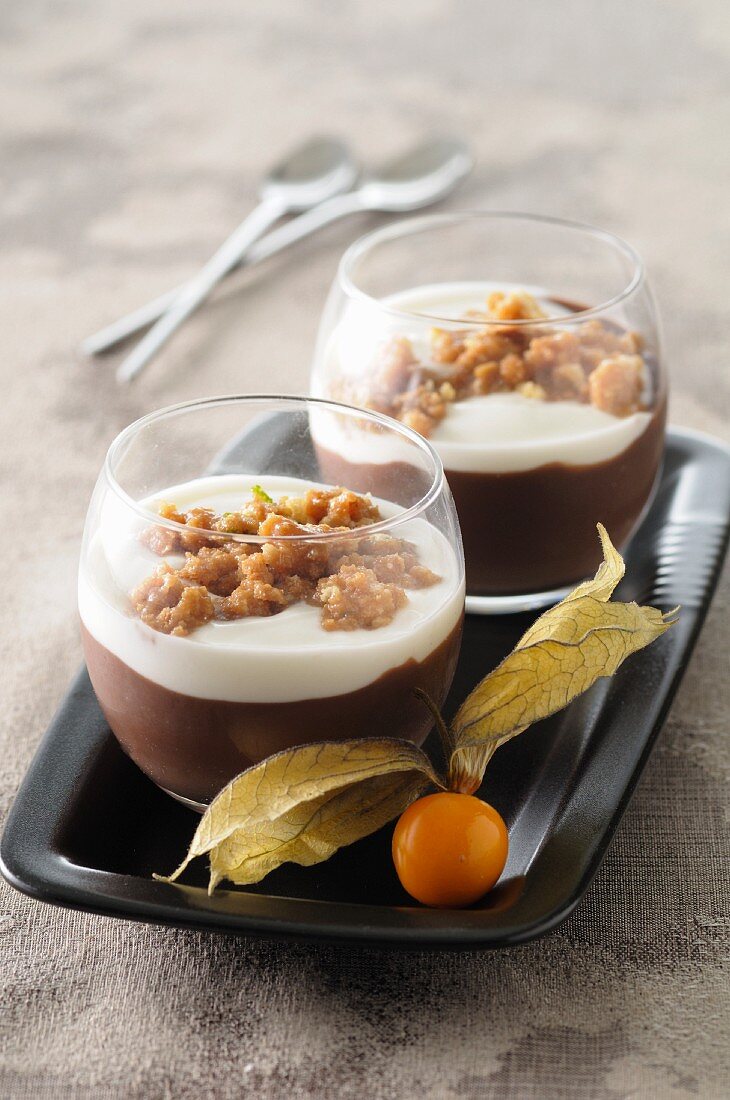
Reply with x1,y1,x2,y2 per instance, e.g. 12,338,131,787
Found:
1,2,729,1097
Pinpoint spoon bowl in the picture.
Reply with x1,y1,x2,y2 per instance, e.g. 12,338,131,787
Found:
358,137,474,212
261,136,358,211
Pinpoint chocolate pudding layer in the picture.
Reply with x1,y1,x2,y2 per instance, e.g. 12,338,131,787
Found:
313,446,431,508
447,398,666,593
82,618,462,805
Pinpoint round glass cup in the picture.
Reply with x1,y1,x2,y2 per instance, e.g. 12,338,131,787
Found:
310,212,668,613
79,395,465,810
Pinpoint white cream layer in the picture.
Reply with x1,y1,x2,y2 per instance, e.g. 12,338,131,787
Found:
318,281,650,473
428,393,650,473
79,474,464,704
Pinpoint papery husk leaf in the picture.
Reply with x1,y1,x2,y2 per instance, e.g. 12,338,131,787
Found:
558,523,623,603
208,769,429,891
452,599,675,749
515,524,623,653
448,527,677,792
155,738,442,892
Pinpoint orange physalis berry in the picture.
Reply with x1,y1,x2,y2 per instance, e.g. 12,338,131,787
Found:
392,792,508,908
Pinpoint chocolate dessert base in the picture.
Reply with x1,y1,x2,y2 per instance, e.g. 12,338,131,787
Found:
81,619,462,805
316,400,666,595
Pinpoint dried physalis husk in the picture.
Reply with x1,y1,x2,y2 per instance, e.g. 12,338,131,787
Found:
447,525,678,793
156,525,676,893
155,739,442,894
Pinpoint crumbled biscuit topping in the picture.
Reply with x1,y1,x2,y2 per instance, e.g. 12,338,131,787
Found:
132,486,439,636
332,290,649,438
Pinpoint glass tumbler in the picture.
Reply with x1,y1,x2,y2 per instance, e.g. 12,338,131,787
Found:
79,395,465,809
311,212,667,612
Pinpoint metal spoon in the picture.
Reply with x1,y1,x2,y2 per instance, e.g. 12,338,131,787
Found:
81,135,357,361
108,137,472,382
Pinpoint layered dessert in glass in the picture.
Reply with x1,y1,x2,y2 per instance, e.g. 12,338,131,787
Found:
311,213,667,608
79,397,464,808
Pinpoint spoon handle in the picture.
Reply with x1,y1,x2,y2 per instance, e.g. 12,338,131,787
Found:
81,286,187,357
83,192,364,361
244,190,364,263
116,196,287,383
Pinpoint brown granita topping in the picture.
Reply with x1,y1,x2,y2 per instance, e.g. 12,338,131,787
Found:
131,565,215,636
278,487,380,529
486,289,549,321
588,354,645,417
331,288,652,436
315,566,408,632
176,546,241,596
132,485,440,636
142,503,218,554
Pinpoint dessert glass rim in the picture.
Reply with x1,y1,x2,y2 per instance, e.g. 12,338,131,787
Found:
103,393,447,544
337,210,646,327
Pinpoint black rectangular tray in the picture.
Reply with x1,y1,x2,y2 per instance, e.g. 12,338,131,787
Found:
2,427,729,948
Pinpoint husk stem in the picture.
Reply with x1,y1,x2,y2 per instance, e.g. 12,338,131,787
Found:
413,689,496,795
447,744,497,795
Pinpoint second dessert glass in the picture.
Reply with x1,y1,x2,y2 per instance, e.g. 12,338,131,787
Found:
311,212,667,612
79,395,465,809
